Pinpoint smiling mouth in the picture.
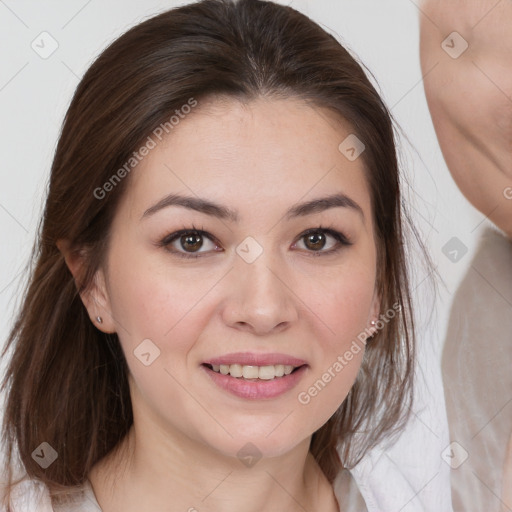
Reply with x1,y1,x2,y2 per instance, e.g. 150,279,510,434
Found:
202,363,304,380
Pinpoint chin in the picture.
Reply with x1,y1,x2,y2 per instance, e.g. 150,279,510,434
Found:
202,424,308,461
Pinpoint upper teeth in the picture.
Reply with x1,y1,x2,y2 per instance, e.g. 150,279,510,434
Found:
211,364,296,380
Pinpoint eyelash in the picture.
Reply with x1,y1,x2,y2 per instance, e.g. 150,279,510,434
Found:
157,224,352,260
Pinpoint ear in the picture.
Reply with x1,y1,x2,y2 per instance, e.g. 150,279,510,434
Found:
56,239,117,334
367,288,381,337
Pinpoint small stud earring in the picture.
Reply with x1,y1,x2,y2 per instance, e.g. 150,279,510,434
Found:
96,316,103,324
370,320,376,326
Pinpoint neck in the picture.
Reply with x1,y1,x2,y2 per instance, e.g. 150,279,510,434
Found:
89,419,337,512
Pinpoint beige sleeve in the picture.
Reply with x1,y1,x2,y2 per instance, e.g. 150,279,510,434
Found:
502,432,512,512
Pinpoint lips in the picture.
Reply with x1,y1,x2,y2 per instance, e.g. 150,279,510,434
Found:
201,352,308,399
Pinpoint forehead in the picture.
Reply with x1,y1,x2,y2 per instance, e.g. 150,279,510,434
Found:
122,96,373,222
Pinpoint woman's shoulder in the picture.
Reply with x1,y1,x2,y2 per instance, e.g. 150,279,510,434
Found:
0,477,53,511
0,477,101,512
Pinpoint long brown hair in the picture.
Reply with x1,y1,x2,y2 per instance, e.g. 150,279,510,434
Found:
1,0,416,505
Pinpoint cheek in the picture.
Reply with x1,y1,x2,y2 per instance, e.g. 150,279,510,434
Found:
295,272,373,421
310,264,376,346
107,247,216,344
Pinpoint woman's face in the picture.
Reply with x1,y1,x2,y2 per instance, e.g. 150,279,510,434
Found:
96,97,379,460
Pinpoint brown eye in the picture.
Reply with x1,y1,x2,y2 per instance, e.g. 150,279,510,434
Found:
159,228,220,258
293,228,352,255
180,232,203,252
304,232,327,251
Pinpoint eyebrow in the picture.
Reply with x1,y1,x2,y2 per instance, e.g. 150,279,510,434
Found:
141,192,364,222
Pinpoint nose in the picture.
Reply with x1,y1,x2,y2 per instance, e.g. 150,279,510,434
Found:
221,251,299,336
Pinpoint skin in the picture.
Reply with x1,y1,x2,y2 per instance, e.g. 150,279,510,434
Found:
420,0,512,238
59,96,380,512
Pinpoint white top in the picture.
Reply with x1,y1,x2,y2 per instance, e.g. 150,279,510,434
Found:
1,478,100,512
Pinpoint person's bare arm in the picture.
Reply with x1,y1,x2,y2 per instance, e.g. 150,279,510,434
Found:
420,0,512,237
